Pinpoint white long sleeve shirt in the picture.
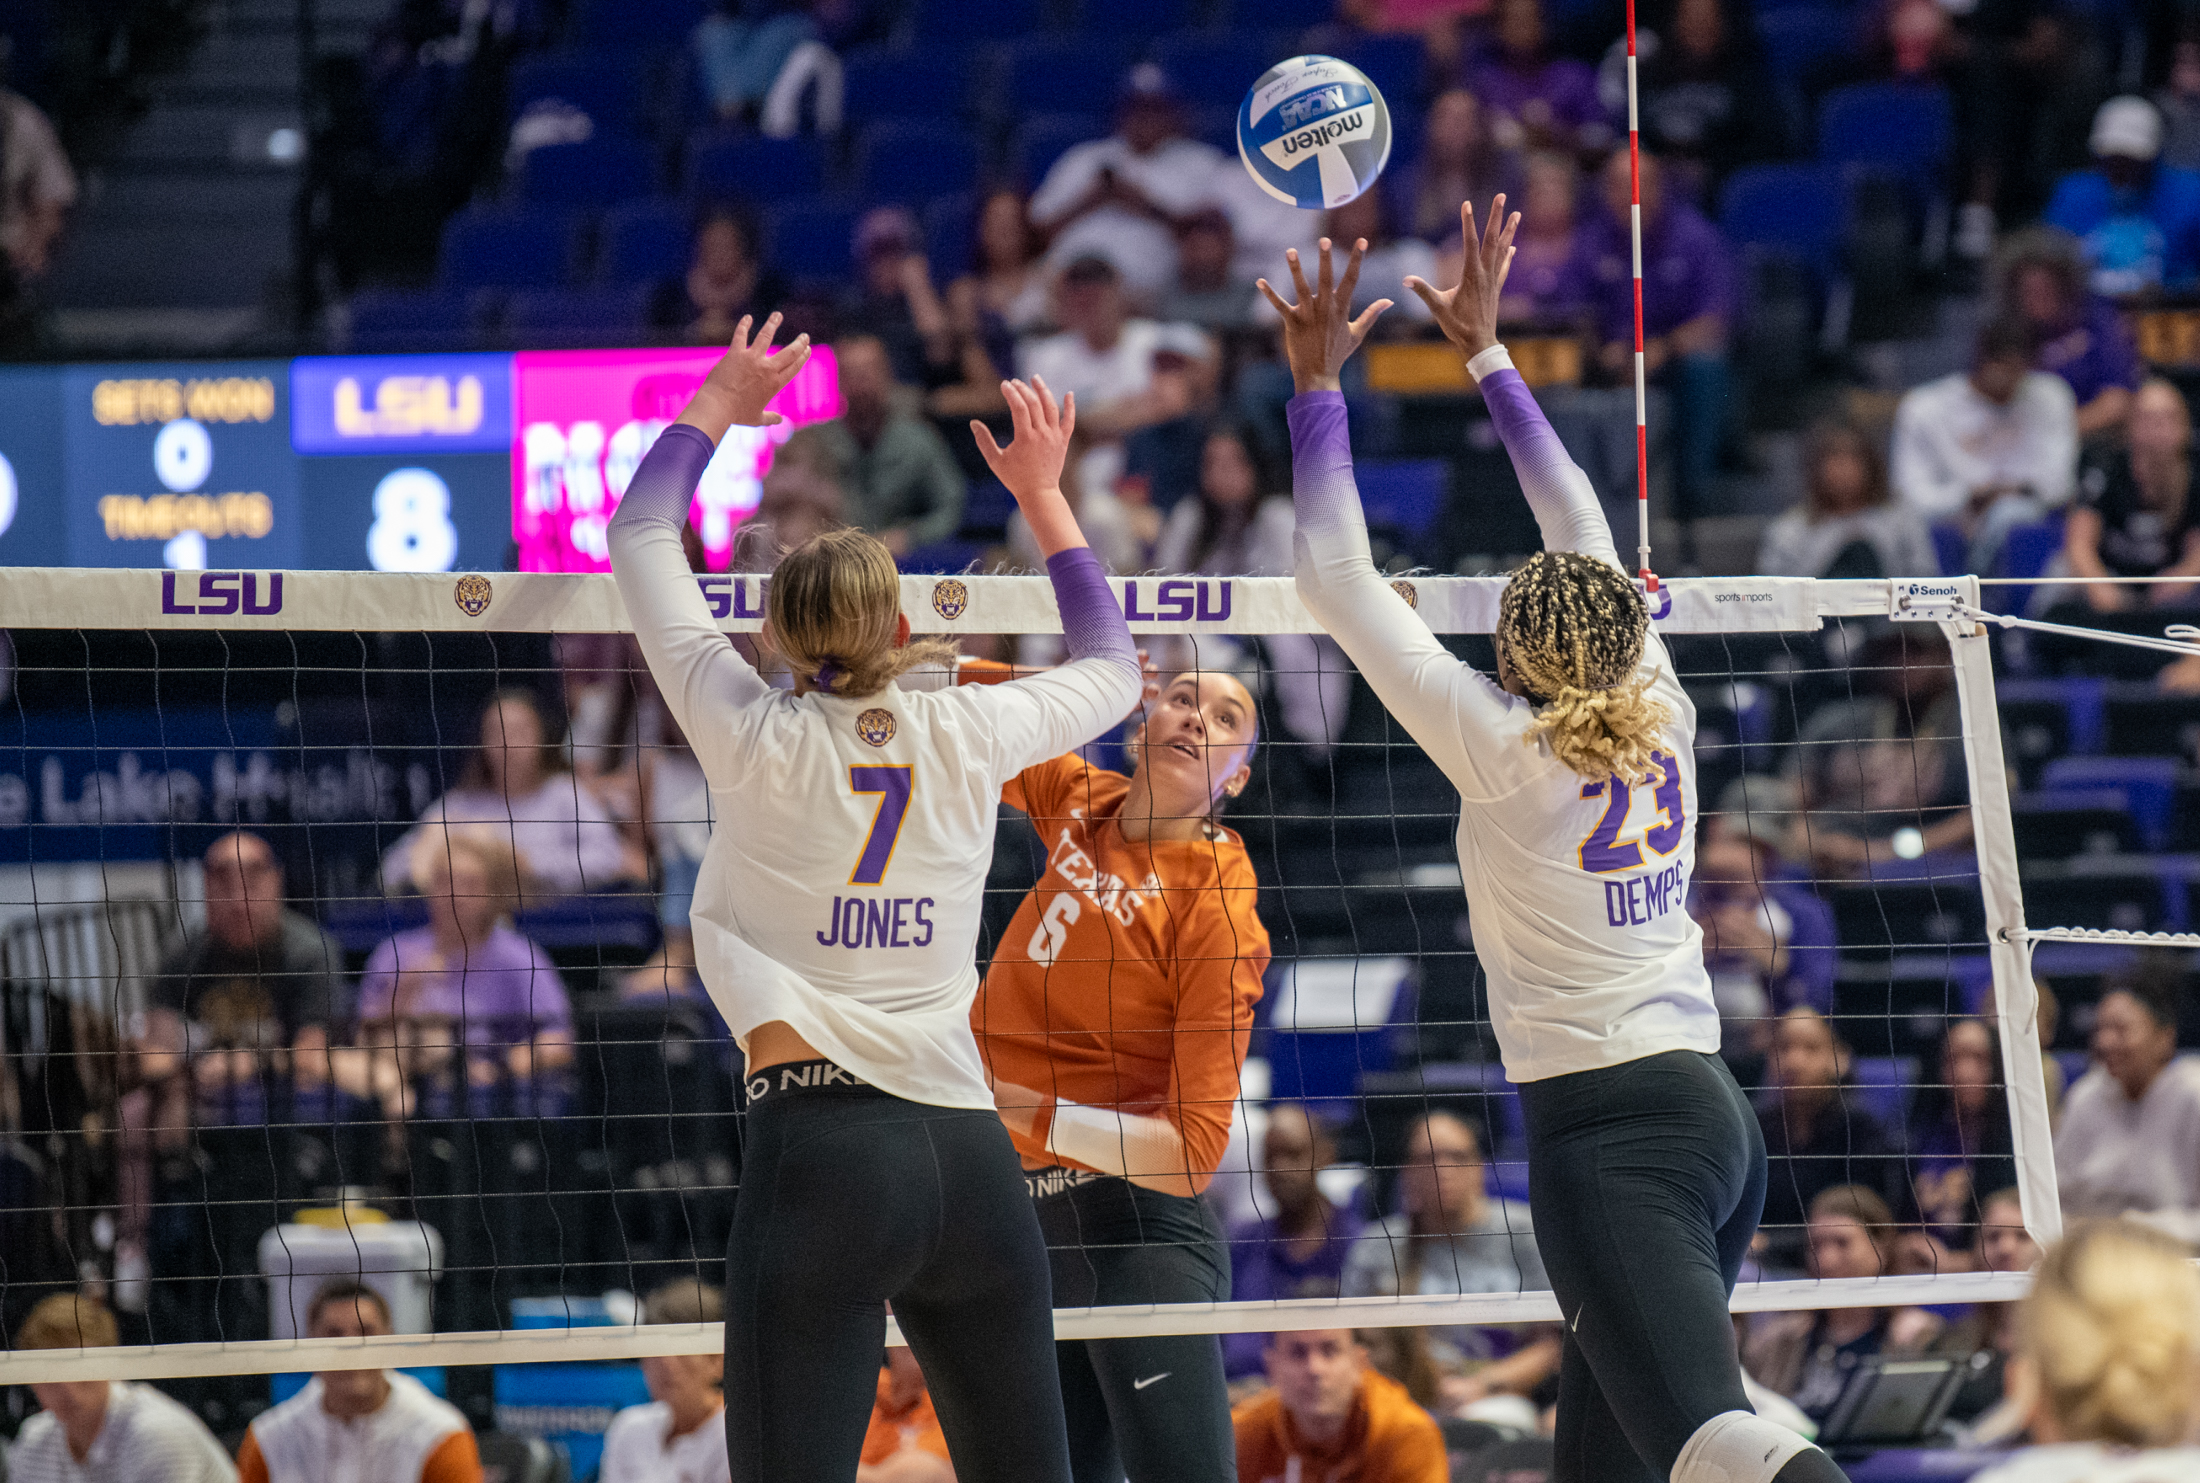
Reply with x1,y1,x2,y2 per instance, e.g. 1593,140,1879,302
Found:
2054,1056,2200,1246
1288,348,1719,1083
1891,370,2079,522
609,425,1141,1107
9,1382,236,1483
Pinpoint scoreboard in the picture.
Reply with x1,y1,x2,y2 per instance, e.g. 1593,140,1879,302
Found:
0,345,843,574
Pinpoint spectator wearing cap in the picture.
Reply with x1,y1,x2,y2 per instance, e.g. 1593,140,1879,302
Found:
814,333,966,559
1996,226,2144,441
9,1293,236,1483
1892,315,2078,575
1028,64,1231,300
1577,147,1735,519
838,206,954,390
2046,96,2200,298
239,1281,480,1483
1232,1331,1448,1483
2054,960,2200,1245
1018,255,1215,443
599,1281,729,1483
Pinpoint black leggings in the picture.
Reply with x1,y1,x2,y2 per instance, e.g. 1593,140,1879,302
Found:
1521,1050,1768,1483
1034,1174,1237,1483
722,1074,1073,1483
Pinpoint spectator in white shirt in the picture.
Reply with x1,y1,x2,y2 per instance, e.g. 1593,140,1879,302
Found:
1018,255,1213,441
8,1293,236,1483
238,1281,480,1483
382,687,637,898
2054,964,2200,1247
1029,64,1230,300
599,1280,729,1483
1892,317,2079,575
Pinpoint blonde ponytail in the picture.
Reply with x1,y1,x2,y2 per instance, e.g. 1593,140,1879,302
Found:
765,527,958,698
2022,1218,2200,1447
1497,551,1670,783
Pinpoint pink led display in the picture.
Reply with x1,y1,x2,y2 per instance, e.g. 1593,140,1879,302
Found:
511,344,842,572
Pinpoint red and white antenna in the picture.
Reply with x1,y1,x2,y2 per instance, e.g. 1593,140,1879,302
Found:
1625,0,1658,592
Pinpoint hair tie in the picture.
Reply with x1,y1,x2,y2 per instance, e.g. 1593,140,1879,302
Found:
813,658,841,690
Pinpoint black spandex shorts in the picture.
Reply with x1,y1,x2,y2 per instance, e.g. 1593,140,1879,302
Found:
722,1063,1073,1483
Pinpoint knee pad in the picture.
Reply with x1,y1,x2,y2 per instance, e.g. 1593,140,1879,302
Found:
1670,1411,1819,1483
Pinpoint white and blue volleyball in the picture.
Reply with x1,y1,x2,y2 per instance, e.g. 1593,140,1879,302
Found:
1236,55,1392,211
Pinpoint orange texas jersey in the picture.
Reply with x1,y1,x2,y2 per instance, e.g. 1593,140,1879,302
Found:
860,1370,950,1466
1232,1369,1449,1483
973,752,1269,1192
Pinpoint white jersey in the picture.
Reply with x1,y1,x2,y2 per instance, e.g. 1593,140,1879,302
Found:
246,1372,469,1483
610,472,1141,1108
598,1401,730,1483
9,1381,237,1483
1288,352,1719,1083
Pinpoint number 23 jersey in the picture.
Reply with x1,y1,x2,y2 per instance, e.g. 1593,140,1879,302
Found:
973,755,1270,1189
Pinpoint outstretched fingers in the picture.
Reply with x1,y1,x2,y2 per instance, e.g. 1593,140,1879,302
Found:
1348,299,1394,341
1337,237,1367,310
1255,276,1294,317
1030,374,1061,430
1285,246,1313,306
1315,236,1335,301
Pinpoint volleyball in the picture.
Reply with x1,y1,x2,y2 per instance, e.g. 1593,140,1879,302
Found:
1235,55,1393,211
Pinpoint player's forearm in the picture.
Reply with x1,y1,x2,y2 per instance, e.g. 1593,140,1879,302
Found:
1044,1100,1193,1190
610,424,714,536
1468,345,1617,565
1048,546,1137,675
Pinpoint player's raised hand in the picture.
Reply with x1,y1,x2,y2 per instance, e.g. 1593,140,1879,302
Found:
973,377,1089,557
688,312,812,432
1406,196,1519,365
1257,236,1392,395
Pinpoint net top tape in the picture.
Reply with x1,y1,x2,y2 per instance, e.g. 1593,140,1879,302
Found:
0,569,1891,634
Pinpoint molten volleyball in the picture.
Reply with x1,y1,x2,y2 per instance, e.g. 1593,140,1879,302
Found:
1236,55,1393,211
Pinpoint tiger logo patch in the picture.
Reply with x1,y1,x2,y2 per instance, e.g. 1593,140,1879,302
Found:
856,708,897,747
931,578,969,621
454,574,494,617
1390,579,1418,610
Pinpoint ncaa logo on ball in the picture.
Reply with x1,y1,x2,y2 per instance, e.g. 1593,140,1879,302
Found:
1238,55,1392,210
1390,579,1418,610
453,574,493,617
931,578,968,621
856,708,897,747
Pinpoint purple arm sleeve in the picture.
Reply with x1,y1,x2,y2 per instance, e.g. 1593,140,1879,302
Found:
1480,369,1574,482
1045,545,1136,670
609,423,715,534
1477,366,1615,561
1286,390,1361,535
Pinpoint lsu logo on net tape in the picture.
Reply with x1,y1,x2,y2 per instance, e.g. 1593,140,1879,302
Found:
856,708,897,747
1390,579,1418,610
931,578,968,621
453,574,493,617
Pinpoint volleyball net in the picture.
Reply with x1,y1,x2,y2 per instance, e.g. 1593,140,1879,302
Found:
0,567,2073,1381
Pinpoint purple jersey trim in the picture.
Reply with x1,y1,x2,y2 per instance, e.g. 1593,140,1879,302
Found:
1046,545,1135,668
1285,390,1357,532
609,422,715,533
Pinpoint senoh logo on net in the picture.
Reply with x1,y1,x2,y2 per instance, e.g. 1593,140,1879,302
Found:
160,571,284,615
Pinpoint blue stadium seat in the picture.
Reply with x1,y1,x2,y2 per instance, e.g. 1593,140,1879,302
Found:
1999,516,2066,580
519,135,659,208
838,44,976,126
507,52,644,135
1719,163,1846,288
911,0,1044,42
921,191,977,284
898,540,985,574
856,120,980,204
1003,36,1134,119
573,0,709,50
599,199,692,286
1757,8,1859,87
505,287,654,348
1014,113,1106,187
1151,32,1287,110
1356,459,1448,542
438,207,579,290
685,133,825,204
1929,521,1967,577
2042,756,2181,851
1215,0,1335,27
344,291,479,354
766,199,861,282
959,477,1015,538
1077,0,1203,36
1816,82,1954,190
1330,33,1427,112
1849,1056,1919,1133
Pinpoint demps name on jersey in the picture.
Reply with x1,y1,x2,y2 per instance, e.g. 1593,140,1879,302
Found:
1605,860,1687,929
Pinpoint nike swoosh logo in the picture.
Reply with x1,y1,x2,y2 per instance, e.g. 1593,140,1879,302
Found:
1133,1373,1171,1390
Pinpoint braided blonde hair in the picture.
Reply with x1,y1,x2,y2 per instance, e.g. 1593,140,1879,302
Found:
766,527,957,697
2021,1218,2200,1447
1497,551,1670,784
